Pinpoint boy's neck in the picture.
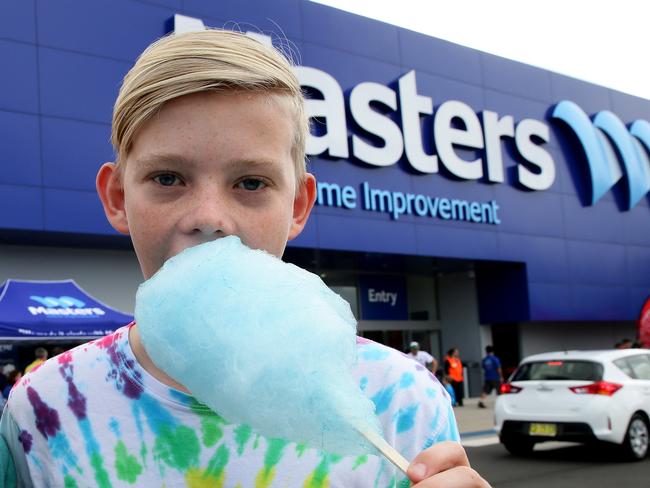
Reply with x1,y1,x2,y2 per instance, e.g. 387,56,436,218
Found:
129,324,191,394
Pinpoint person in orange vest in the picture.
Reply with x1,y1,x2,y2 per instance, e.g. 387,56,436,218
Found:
444,347,464,406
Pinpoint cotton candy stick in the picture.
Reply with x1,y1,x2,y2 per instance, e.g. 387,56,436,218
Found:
357,425,410,474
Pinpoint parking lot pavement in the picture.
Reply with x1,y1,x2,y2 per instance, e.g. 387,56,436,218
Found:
454,396,496,433
453,397,500,447
466,442,650,488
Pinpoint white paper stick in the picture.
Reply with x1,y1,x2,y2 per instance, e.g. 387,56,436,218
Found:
357,426,410,474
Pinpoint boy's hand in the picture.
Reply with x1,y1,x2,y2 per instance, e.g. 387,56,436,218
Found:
407,442,491,487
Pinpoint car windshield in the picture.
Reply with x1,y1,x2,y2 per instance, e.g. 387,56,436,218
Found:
512,360,603,381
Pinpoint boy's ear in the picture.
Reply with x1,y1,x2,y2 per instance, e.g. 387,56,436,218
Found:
96,162,130,235
288,173,317,241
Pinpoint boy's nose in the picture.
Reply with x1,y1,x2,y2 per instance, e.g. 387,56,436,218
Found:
178,192,236,238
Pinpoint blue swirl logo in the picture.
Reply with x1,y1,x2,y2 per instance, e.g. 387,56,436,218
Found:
29,295,86,308
552,100,650,210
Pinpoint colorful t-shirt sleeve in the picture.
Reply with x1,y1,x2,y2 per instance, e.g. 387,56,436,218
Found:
355,340,460,487
358,343,459,458
0,409,32,487
386,361,460,456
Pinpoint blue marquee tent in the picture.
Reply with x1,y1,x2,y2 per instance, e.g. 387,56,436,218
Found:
0,279,134,340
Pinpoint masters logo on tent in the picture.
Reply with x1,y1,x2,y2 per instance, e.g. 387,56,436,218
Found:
28,295,106,318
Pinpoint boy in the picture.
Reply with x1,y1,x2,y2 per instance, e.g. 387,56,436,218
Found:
441,375,458,407
0,30,489,487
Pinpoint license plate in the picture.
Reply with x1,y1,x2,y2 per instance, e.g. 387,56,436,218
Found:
529,423,557,437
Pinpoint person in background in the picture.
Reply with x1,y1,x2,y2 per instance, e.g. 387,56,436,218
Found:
441,375,457,407
51,346,66,358
408,341,438,373
615,338,633,349
445,347,464,407
0,366,12,394
2,371,21,401
478,345,503,409
0,365,12,406
23,347,47,374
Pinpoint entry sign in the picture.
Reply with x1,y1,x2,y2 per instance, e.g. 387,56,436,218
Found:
359,275,408,320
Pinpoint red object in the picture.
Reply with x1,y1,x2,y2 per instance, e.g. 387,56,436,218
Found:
546,361,563,366
639,296,650,348
500,383,522,394
569,381,622,396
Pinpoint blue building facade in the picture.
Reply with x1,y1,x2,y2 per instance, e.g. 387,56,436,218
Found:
1,1,648,365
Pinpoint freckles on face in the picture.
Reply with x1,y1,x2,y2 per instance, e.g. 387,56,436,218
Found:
121,91,299,279
119,177,173,279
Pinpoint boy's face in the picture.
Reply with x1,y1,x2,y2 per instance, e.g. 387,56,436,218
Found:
97,91,316,280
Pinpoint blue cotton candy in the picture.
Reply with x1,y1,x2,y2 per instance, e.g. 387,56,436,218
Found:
135,236,383,456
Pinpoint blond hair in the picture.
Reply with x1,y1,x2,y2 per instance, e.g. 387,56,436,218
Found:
111,29,307,184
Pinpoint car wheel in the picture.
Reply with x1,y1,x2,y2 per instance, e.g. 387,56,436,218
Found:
621,414,649,461
502,438,535,456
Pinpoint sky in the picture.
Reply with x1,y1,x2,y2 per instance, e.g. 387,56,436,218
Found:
312,0,650,101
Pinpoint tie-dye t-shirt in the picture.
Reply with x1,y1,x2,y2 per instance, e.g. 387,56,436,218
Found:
0,324,459,487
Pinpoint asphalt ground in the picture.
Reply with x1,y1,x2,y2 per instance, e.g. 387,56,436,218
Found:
454,396,496,435
466,442,650,488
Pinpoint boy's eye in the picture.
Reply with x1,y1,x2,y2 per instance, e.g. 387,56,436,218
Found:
237,178,266,191
153,174,180,187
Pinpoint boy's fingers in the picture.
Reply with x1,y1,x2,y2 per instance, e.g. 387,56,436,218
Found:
411,466,491,488
407,441,470,482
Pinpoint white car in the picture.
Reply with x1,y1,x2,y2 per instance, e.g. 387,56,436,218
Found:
495,349,650,460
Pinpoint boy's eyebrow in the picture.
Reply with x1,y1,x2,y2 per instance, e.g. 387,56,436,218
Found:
133,153,283,171
134,153,195,169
